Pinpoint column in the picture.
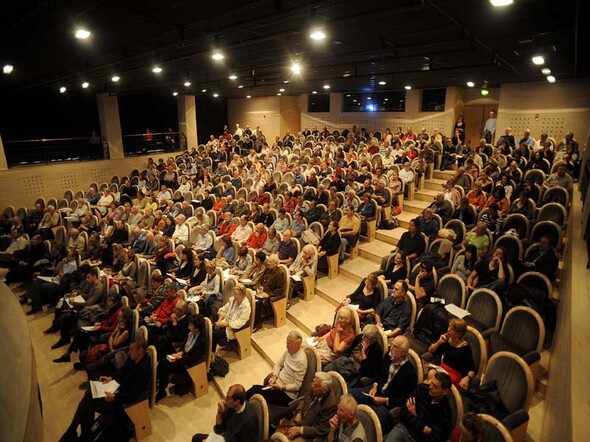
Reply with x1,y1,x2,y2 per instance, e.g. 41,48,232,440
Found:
97,92,124,159
0,132,7,170
177,95,198,149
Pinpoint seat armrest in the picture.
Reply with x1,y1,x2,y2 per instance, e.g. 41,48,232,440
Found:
481,329,496,340
502,409,529,430
522,351,541,365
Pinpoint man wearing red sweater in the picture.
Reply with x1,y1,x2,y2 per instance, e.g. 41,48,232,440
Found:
146,282,180,328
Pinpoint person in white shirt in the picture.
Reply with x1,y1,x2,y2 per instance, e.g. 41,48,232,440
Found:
245,331,308,406
127,206,143,226
172,214,189,244
157,185,172,202
399,162,415,185
177,176,192,194
234,123,244,138
212,283,251,352
96,189,114,215
194,225,214,254
232,216,253,244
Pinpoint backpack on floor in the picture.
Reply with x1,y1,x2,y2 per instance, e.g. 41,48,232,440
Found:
208,355,229,379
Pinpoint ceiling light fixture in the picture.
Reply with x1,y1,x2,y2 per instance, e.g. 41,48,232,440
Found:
82,82,89,89
466,81,475,87
541,68,551,75
3,64,14,74
378,81,386,85
312,91,317,94
310,29,327,41
547,75,556,83
172,91,178,96
246,95,251,99
279,88,285,92
211,51,225,61
213,93,219,97
284,80,290,84
323,84,330,89
59,86,67,93
111,75,120,82
152,66,163,73
184,81,191,87
75,29,91,40
532,55,545,65
238,85,244,89
404,85,412,90
481,88,490,96
290,62,302,75
201,89,207,93
228,74,237,80
277,93,282,96
489,0,514,6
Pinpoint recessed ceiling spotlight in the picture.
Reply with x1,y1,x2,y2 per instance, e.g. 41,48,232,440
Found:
489,0,514,6
152,66,163,73
323,84,330,89
279,88,285,92
213,93,219,97
238,85,244,89
310,29,327,40
184,81,191,87
541,68,551,75
346,94,351,97
532,55,545,65
201,89,207,93
229,74,237,80
277,93,282,96
111,75,120,82
172,91,178,96
284,80,289,84
404,85,412,90
481,88,490,96
466,81,475,87
312,91,317,94
82,82,90,89
367,97,372,100
547,75,556,83
290,62,302,75
3,64,14,74
75,29,91,40
59,86,67,93
211,51,225,61
378,81,386,85
246,95,251,99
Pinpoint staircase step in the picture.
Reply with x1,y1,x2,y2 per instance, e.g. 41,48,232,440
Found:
396,211,416,229
287,296,339,335
252,321,310,366
414,188,439,202
315,276,359,307
424,178,448,192
403,200,430,215
375,228,406,247
213,344,273,397
359,239,396,263
339,257,380,283
433,170,456,180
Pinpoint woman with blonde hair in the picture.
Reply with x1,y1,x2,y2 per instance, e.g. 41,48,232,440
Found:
313,307,356,366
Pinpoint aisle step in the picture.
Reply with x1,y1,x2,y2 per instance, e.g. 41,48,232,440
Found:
315,276,359,307
339,257,380,283
213,345,273,397
414,188,439,202
424,178,447,192
403,200,430,215
375,228,405,247
251,321,310,366
287,296,339,335
359,239,397,263
433,170,456,180
396,211,416,229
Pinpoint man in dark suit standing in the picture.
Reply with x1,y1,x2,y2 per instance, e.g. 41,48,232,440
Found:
192,384,258,442
349,336,418,433
59,337,151,442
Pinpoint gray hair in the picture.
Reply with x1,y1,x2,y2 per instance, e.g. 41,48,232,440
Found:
287,331,303,344
361,324,380,344
339,394,358,414
315,372,332,391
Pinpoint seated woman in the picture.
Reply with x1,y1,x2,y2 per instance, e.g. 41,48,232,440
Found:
216,235,236,267
241,251,267,286
379,251,407,286
316,221,341,271
484,186,509,216
109,249,137,296
324,324,383,388
84,307,134,376
173,248,195,281
337,273,382,324
162,215,176,238
463,223,490,257
151,235,175,274
188,259,221,317
312,307,356,367
427,318,475,389
229,246,253,278
287,244,317,304
510,190,535,220
212,283,252,352
451,245,478,282
467,247,508,294
156,314,208,402
193,224,216,258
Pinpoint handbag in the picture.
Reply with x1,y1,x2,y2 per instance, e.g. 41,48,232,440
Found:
301,228,320,246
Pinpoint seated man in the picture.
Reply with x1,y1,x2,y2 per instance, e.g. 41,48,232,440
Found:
523,235,559,281
544,163,574,191
328,395,367,442
418,209,439,242
303,199,322,224
231,215,253,245
246,331,307,407
288,244,317,302
429,194,453,225
358,193,376,235
406,261,436,309
254,254,285,327
143,282,180,334
279,372,338,441
375,280,413,338
350,336,417,433
278,229,298,265
60,337,151,442
289,210,307,238
396,219,426,265
192,384,258,442
467,247,508,294
385,372,453,442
